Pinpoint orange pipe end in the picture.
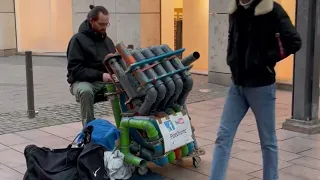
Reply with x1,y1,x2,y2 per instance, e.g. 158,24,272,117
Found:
116,42,136,65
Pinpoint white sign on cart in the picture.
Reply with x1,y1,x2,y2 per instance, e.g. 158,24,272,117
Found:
156,112,194,153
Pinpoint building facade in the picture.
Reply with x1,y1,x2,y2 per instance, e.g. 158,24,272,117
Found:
0,0,296,86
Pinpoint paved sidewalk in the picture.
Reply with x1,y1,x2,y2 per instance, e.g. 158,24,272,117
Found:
0,90,320,180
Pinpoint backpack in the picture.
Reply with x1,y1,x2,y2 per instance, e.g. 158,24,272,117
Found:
23,126,105,180
76,119,120,151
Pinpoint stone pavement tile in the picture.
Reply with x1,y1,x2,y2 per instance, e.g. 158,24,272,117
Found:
254,149,303,162
191,122,211,129
302,134,320,141
15,129,52,140
149,163,209,180
9,142,43,153
190,109,222,119
237,124,258,133
195,130,217,141
228,158,262,174
12,166,27,174
190,115,220,124
174,157,255,180
0,149,26,168
0,143,9,151
230,140,261,154
197,124,219,132
289,156,320,171
0,164,24,180
248,129,307,141
196,137,214,147
39,125,81,138
249,168,302,180
0,133,34,146
231,151,293,169
235,132,260,144
62,122,83,130
278,137,319,153
188,102,216,111
280,165,320,180
32,134,70,148
198,144,214,162
241,118,257,126
299,148,320,160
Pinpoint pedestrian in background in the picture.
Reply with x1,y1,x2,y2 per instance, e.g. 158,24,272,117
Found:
209,0,301,180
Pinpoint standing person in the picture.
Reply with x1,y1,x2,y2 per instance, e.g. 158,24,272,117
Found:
66,5,116,127
209,0,301,180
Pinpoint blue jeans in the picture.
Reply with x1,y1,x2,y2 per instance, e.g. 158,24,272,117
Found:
209,83,278,180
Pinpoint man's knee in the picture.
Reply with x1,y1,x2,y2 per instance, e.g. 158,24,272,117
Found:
74,82,94,100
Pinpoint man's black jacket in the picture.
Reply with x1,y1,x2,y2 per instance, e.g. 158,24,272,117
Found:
66,20,116,85
227,0,301,87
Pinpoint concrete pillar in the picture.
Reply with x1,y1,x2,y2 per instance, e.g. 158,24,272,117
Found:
208,0,231,86
282,0,320,134
72,0,160,48
0,0,16,56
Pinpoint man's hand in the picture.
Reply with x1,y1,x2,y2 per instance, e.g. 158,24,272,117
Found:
102,73,112,82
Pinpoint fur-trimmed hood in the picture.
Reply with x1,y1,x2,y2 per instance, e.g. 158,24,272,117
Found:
228,0,274,16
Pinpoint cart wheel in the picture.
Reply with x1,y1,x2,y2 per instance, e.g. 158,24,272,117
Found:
192,157,201,168
137,166,149,176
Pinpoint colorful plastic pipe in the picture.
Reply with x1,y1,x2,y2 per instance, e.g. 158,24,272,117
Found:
131,50,167,114
116,42,136,65
114,43,158,115
106,83,121,128
150,46,184,108
120,117,159,167
106,56,137,99
141,48,176,111
181,52,200,66
160,45,200,106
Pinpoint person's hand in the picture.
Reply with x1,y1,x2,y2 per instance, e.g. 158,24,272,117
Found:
102,73,112,82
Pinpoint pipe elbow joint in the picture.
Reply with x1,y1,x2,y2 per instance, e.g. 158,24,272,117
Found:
175,78,184,90
146,87,158,103
184,76,194,91
156,84,167,100
166,80,176,97
141,121,159,139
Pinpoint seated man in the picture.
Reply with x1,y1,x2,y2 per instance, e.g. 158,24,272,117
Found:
66,5,115,127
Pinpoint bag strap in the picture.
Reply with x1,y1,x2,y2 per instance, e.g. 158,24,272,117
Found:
67,125,94,148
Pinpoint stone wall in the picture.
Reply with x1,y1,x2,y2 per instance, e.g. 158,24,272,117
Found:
0,0,16,56
72,0,161,49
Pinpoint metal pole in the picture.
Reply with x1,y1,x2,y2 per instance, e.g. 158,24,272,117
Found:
311,0,320,120
291,0,316,120
283,0,320,134
25,51,35,118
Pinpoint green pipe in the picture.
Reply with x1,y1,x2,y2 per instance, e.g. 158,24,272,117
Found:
121,118,159,140
106,83,121,128
120,117,160,167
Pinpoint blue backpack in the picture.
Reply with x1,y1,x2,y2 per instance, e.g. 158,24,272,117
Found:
76,119,120,151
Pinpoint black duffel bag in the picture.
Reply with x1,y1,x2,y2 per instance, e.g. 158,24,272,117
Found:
23,126,105,180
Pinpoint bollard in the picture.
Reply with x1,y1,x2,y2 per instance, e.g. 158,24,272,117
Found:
25,51,35,118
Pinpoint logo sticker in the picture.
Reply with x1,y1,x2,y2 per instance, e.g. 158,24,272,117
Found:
164,120,175,131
